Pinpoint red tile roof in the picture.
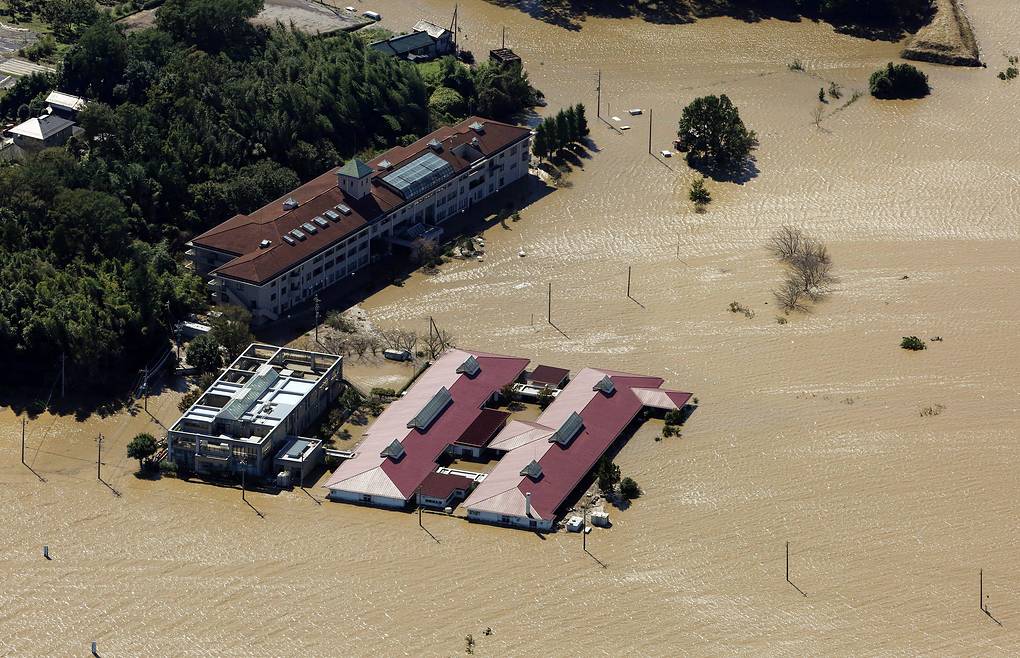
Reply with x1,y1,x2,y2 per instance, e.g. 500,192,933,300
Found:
191,117,531,285
455,408,511,448
529,365,570,387
520,373,663,520
418,471,474,500
380,352,529,498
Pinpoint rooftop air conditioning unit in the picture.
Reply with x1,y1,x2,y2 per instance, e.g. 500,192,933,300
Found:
259,239,272,249
336,204,352,215
282,235,296,246
378,159,392,170
469,121,484,133
283,197,299,210
470,137,480,147
428,138,442,152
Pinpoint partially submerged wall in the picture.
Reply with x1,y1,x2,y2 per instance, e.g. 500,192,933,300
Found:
902,0,982,67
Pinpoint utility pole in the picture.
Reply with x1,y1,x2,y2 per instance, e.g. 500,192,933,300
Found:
547,282,552,325
60,352,65,398
596,70,601,119
786,541,790,583
417,486,423,527
314,293,320,343
501,26,506,49
980,569,983,611
142,366,149,412
96,433,104,481
21,417,26,465
648,108,653,154
241,463,246,502
627,266,632,299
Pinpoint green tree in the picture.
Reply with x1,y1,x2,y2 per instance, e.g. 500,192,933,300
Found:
574,103,589,137
900,336,926,351
187,333,223,374
156,0,264,52
689,177,711,209
869,62,930,99
543,116,559,153
41,0,99,41
677,94,757,176
596,458,621,493
47,188,129,264
533,121,549,160
620,476,641,499
427,86,468,125
564,105,579,142
555,110,570,148
127,432,158,469
61,16,128,101
210,305,254,360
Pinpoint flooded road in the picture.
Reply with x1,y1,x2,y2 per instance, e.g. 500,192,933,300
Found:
4,1,1020,654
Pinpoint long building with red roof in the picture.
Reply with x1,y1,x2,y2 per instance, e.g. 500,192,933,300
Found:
323,348,528,508
462,368,692,531
188,117,532,324
322,349,692,531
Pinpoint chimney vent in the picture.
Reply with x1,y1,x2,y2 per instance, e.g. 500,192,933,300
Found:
282,197,299,210
525,492,532,516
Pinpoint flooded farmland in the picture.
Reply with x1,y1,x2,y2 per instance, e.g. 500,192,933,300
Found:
3,0,1020,654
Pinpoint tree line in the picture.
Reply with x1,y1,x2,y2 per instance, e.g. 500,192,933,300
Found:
532,104,589,160
0,0,540,388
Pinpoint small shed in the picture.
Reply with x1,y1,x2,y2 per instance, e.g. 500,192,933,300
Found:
489,48,522,67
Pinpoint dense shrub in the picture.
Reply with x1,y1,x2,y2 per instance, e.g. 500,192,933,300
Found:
869,63,930,99
901,336,926,350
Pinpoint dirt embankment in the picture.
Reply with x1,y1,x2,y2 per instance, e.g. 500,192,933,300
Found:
902,0,982,67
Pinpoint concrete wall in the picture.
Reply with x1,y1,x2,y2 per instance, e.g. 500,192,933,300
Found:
327,489,407,509
467,509,554,532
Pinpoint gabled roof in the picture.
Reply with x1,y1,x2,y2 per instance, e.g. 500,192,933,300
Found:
464,368,670,522
370,31,435,57
520,460,543,479
407,387,452,430
191,117,530,285
45,91,86,112
529,365,569,387
380,439,405,460
324,349,529,499
413,20,452,39
9,114,74,141
456,355,481,376
338,158,373,178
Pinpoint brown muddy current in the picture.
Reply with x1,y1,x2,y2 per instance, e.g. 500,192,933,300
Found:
3,0,1019,654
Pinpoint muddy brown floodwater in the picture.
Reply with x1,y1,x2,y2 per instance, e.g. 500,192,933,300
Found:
4,1,1020,655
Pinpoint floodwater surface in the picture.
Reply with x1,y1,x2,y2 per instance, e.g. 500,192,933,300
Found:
3,0,1020,655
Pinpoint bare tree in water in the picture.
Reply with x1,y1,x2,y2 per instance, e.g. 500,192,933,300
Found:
769,226,836,313
379,329,419,354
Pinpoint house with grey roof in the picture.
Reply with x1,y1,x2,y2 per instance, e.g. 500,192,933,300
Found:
370,20,454,61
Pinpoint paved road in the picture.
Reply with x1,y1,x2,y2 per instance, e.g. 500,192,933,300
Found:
0,57,54,77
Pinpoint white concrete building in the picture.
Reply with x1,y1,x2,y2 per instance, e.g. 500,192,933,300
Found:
167,343,343,478
188,117,532,324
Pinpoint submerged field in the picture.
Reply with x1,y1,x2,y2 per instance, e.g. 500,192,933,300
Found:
3,0,1020,654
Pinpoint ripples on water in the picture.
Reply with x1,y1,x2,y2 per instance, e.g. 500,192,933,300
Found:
4,0,1020,655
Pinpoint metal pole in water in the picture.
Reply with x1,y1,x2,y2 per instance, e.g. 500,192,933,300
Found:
648,108,653,154
97,434,103,481
786,542,790,582
43,545,49,559
547,283,552,325
980,569,983,611
627,266,632,298
91,641,98,656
